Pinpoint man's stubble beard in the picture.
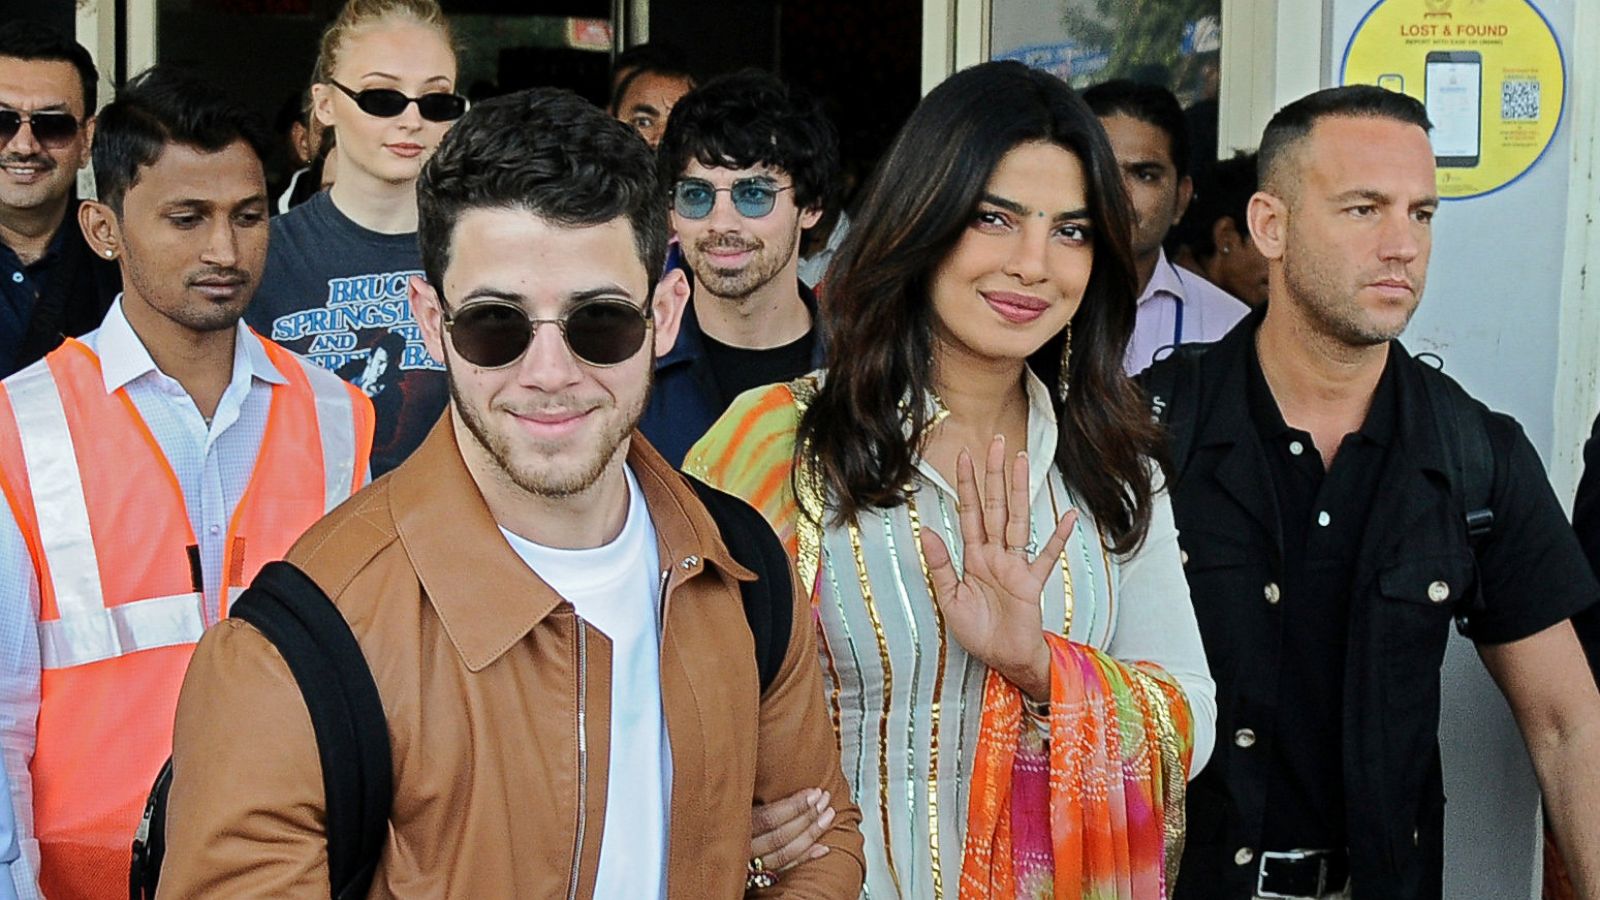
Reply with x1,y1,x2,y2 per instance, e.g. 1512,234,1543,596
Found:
1281,226,1419,349
690,216,803,302
450,357,652,499
124,256,252,334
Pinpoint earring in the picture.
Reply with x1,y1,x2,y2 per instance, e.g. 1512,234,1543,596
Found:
1220,246,1231,255
104,249,114,258
1056,322,1072,403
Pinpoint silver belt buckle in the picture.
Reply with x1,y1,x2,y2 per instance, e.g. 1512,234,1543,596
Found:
1256,848,1329,899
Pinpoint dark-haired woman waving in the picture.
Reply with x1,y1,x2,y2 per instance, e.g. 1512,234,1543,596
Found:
689,61,1215,899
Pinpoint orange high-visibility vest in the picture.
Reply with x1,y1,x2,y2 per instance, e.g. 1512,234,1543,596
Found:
0,334,374,899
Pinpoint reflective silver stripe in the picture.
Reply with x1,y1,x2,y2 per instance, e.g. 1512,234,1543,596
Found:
221,584,248,620
299,359,358,513
7,363,106,620
37,591,205,669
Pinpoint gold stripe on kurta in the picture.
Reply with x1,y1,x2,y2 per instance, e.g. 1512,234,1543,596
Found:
1048,480,1075,637
849,519,902,896
905,495,946,898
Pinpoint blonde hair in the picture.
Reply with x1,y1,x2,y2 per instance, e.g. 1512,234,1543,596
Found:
312,0,456,86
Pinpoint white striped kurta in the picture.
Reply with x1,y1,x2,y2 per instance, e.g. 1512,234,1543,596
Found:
809,373,1216,899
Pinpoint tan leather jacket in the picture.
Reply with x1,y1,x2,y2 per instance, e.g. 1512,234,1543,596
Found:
158,418,864,898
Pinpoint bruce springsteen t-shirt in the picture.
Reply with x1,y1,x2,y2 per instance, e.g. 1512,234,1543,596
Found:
247,191,446,476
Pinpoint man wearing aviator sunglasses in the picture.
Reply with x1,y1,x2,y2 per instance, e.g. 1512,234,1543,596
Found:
161,87,864,898
0,22,118,379
641,70,839,467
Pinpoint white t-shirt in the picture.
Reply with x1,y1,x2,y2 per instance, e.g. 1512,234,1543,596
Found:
500,467,669,900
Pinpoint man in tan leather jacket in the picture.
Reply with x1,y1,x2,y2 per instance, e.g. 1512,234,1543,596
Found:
156,88,865,898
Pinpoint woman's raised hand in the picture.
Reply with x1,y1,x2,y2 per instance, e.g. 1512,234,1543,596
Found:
918,435,1077,701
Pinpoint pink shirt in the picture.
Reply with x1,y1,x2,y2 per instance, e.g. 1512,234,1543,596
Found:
1123,249,1250,375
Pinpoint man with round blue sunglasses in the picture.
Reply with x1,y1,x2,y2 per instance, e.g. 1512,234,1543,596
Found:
642,70,839,468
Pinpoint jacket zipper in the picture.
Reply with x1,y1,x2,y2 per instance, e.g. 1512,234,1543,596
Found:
567,613,588,900
655,567,671,652
658,556,698,652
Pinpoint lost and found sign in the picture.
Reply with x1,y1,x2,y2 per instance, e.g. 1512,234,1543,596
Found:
1341,0,1564,200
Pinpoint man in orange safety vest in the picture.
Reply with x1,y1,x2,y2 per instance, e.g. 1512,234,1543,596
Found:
0,67,373,899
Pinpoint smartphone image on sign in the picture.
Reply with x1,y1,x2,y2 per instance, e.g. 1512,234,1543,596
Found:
1425,50,1482,168
1377,73,1405,93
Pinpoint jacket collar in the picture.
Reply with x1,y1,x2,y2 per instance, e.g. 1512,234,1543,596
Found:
1190,307,1454,552
386,414,749,672
1198,308,1444,466
656,279,826,371
1187,308,1281,548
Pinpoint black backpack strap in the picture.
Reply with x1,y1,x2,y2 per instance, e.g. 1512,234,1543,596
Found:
1415,357,1496,636
1416,357,1495,542
686,477,794,695
129,761,172,899
129,562,391,900
1141,342,1209,483
231,562,392,900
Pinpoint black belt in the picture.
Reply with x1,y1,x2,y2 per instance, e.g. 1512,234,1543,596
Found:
1256,848,1350,898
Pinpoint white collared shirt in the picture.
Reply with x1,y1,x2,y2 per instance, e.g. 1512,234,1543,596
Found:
1123,248,1250,375
0,298,285,898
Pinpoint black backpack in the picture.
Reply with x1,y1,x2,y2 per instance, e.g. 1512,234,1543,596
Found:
129,476,793,900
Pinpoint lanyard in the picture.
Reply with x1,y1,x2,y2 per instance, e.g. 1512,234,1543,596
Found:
1172,302,1184,347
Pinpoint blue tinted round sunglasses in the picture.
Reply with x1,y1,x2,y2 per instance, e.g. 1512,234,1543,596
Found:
672,178,794,219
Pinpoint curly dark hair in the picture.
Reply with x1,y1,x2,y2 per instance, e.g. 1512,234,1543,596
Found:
799,60,1164,555
416,87,667,291
655,69,840,212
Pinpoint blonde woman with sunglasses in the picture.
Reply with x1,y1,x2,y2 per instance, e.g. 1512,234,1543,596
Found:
248,0,464,475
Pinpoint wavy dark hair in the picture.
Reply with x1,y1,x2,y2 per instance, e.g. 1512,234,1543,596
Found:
797,60,1164,555
416,88,666,291
656,69,840,212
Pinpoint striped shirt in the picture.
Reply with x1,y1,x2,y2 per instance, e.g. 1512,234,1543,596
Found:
686,370,1216,899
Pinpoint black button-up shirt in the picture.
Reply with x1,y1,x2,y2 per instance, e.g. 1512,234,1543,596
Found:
1247,345,1396,851
1143,313,1598,900
0,211,118,377
0,225,64,375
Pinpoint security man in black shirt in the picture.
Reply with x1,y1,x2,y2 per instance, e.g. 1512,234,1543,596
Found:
1141,85,1600,900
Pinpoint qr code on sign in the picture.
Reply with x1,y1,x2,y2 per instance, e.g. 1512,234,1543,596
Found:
1502,79,1540,122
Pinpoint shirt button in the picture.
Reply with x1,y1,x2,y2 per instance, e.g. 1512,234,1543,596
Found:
1317,510,1331,527
1235,847,1255,866
1428,580,1450,603
8,272,20,284
1264,582,1281,605
1180,550,1190,566
208,524,221,536
1234,728,1257,748
1288,440,1305,456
